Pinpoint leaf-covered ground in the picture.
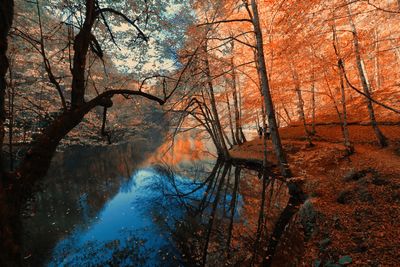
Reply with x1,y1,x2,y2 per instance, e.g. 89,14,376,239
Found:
231,123,400,266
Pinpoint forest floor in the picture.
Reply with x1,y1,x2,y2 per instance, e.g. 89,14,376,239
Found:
230,123,400,266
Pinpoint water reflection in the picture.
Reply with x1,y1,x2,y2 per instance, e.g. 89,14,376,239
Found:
21,134,291,266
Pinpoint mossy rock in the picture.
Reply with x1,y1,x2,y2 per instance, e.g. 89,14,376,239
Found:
298,200,318,240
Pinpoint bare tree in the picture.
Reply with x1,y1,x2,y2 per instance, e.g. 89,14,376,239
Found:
346,1,388,147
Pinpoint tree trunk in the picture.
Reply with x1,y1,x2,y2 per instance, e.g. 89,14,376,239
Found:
296,87,313,146
252,47,269,169
346,2,387,147
201,90,224,153
71,0,96,108
0,6,20,266
250,0,291,177
333,22,354,154
230,48,241,145
339,60,354,154
291,64,313,146
310,68,316,134
225,90,237,145
0,0,14,181
18,110,86,185
7,62,14,170
373,28,381,90
282,105,292,124
203,44,230,159
237,78,246,143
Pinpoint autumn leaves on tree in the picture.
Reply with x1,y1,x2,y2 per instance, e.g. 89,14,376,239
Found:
173,0,400,177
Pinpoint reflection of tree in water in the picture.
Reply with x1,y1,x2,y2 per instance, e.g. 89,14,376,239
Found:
20,145,292,267
20,141,159,266
50,234,152,267
148,160,290,266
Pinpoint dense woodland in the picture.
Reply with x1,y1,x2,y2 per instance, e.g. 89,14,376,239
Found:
1,0,400,266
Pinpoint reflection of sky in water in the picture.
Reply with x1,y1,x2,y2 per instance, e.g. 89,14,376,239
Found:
48,167,242,266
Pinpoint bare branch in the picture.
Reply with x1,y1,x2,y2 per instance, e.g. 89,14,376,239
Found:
197,18,252,27
95,8,148,42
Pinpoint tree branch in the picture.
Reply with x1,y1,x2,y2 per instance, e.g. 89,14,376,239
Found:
339,59,400,114
197,18,253,27
95,8,148,41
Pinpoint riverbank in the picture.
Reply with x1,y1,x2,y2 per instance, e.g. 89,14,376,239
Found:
231,123,400,266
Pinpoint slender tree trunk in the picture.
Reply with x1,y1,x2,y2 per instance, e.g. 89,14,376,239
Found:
250,0,291,177
237,79,247,143
261,102,268,168
200,99,223,152
291,64,313,146
346,3,388,147
296,87,313,146
323,67,344,126
256,111,260,128
201,90,224,152
225,90,237,145
222,127,233,148
203,44,230,159
8,62,14,170
310,64,317,134
311,83,316,134
253,48,269,169
339,61,354,154
282,105,292,124
333,23,354,154
230,43,242,145
374,28,381,90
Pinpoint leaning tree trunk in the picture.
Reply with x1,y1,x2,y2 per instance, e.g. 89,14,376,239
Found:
251,0,291,177
346,3,388,147
333,23,354,155
203,44,230,159
225,90,237,146
338,60,354,155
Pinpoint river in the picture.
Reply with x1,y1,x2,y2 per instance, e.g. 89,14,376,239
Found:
20,131,291,266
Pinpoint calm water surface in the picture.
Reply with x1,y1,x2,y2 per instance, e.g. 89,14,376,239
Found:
21,133,289,266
